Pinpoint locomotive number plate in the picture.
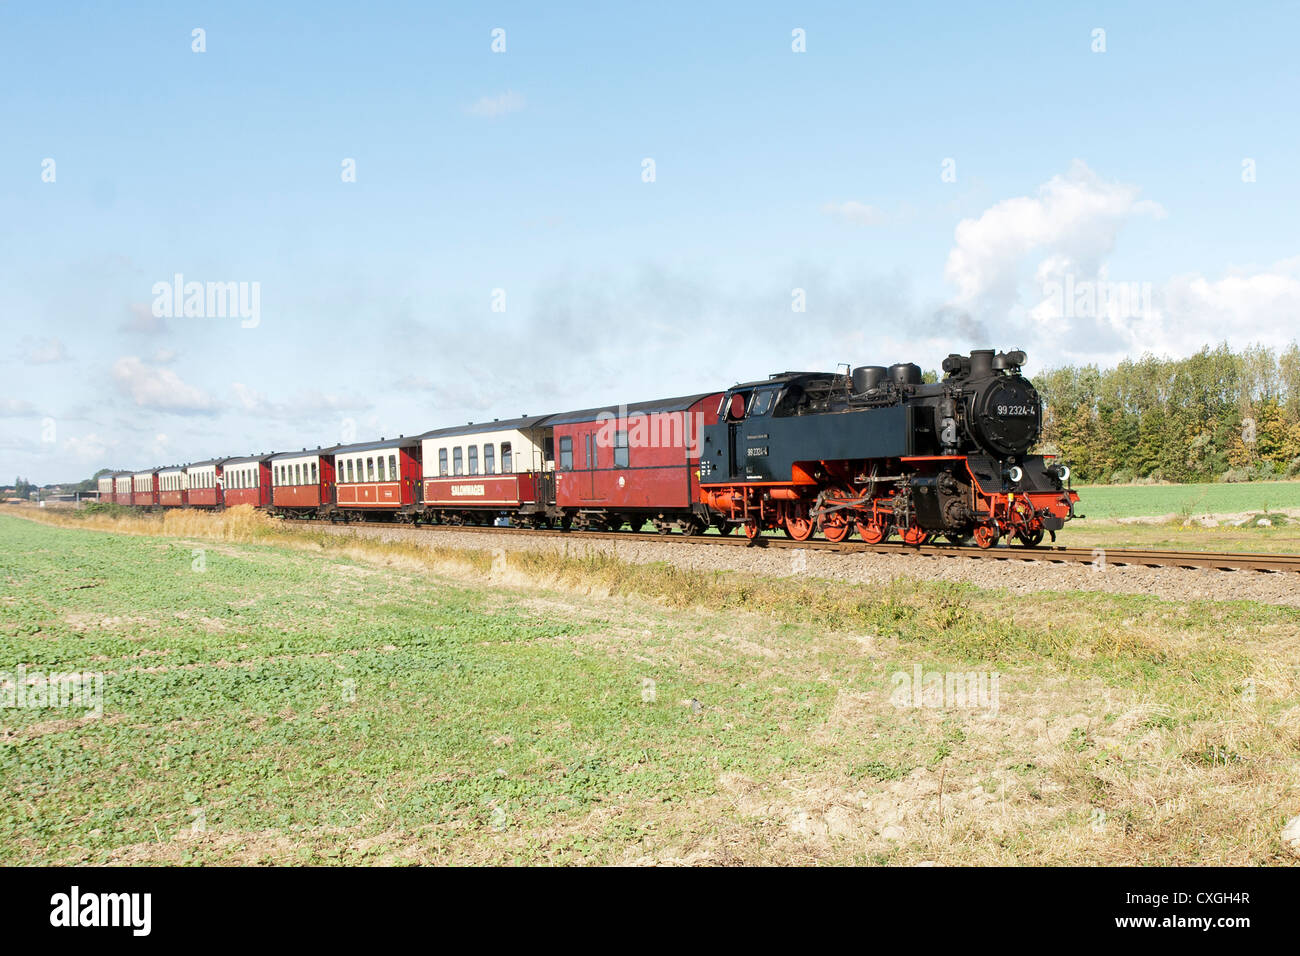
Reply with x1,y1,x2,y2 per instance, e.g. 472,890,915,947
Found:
998,405,1032,416
746,446,768,457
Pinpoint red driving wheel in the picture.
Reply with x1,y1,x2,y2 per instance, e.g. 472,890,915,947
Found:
856,519,888,544
901,525,928,546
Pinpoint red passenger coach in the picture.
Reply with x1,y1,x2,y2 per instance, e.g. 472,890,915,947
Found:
270,447,338,518
420,416,554,526
132,470,159,508
157,467,188,507
222,455,274,508
333,437,421,520
113,473,133,505
185,459,227,509
97,475,115,503
549,393,722,534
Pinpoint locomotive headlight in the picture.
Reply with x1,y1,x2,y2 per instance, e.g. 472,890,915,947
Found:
1008,465,1023,483
1057,465,1070,482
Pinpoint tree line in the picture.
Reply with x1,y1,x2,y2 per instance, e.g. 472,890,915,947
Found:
1032,343,1300,484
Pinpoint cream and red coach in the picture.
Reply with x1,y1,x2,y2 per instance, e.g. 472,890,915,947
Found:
113,472,133,505
96,474,115,503
131,469,159,508
548,393,722,534
332,437,421,521
269,447,338,518
419,416,554,526
185,459,227,509
222,455,274,509
157,466,188,508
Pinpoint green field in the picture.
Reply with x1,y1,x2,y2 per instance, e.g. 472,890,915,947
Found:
1073,480,1300,520
2,512,1298,865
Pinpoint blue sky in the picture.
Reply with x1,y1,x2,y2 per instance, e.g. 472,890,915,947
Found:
3,1,1299,481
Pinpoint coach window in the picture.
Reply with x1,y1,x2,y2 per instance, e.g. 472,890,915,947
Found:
388,455,397,480
501,442,512,472
559,437,572,470
363,457,372,481
311,462,318,484
439,449,448,476
453,447,463,475
614,430,629,468
344,460,353,483
484,444,495,474
469,446,479,475
378,457,386,481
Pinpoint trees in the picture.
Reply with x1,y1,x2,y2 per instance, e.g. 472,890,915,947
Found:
1033,341,1300,483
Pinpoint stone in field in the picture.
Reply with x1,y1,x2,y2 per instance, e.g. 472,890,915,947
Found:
1283,815,1300,857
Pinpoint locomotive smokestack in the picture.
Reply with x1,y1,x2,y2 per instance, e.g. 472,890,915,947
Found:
969,349,994,378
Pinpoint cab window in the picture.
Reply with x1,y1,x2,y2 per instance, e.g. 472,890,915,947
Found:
748,388,777,417
559,437,573,470
726,391,751,421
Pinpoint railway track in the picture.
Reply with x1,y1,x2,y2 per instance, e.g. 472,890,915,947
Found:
293,518,1300,575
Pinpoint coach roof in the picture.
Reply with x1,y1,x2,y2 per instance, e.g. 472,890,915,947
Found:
419,414,553,440
269,445,341,461
330,435,420,455
544,393,717,427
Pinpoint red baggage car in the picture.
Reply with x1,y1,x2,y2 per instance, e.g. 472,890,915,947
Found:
548,393,722,533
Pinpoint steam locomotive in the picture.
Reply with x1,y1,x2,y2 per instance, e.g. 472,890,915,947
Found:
698,349,1078,547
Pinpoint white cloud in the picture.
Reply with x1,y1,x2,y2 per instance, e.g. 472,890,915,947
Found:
0,397,38,417
230,382,372,421
112,356,218,414
465,91,526,118
943,160,1164,318
63,433,114,463
821,201,885,226
22,337,69,364
121,301,165,335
